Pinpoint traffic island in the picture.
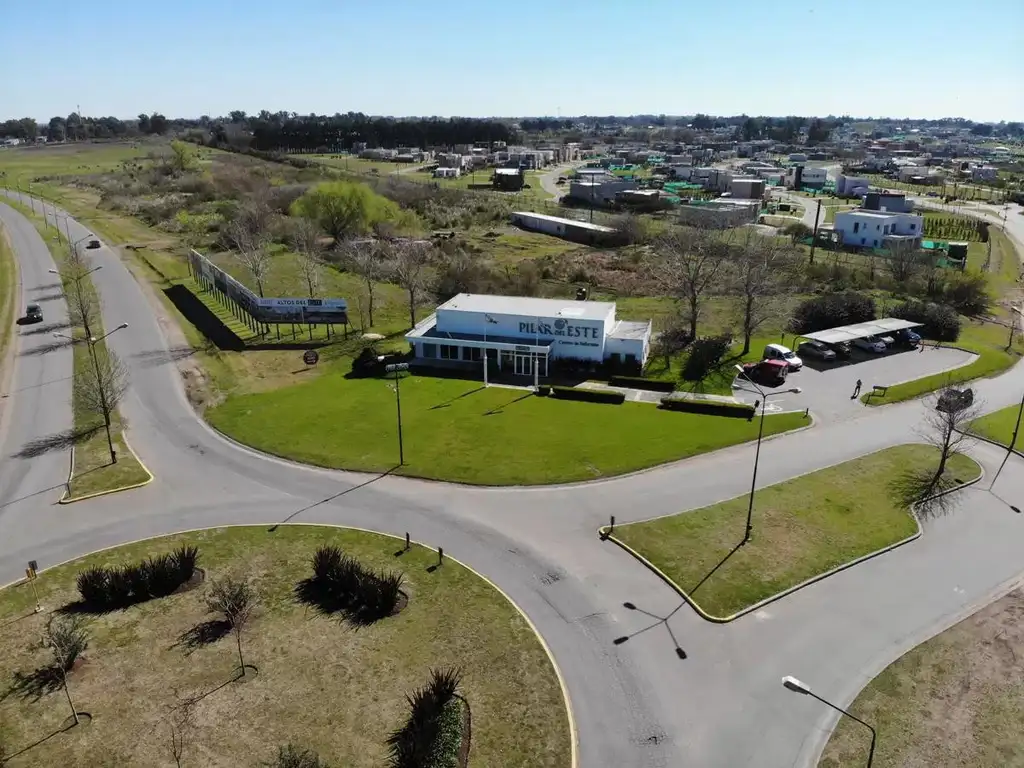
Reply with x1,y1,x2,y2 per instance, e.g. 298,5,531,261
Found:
607,445,982,621
0,526,571,767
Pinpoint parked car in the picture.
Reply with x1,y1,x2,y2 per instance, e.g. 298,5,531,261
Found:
24,304,43,323
797,340,836,362
85,239,101,249
853,335,887,353
892,328,922,348
825,341,852,359
740,359,789,387
877,333,896,348
937,387,974,413
763,343,803,371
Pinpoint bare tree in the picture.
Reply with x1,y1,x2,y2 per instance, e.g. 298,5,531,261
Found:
389,241,434,329
76,346,129,464
897,390,981,520
886,239,924,285
205,576,258,678
649,228,727,341
228,222,272,298
168,690,197,768
342,240,388,328
42,615,89,726
291,219,324,299
728,231,793,355
64,264,100,340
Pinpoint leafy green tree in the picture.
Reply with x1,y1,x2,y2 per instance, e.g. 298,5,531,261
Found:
290,181,400,242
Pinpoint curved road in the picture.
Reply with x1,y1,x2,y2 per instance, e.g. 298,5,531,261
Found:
2,193,1024,767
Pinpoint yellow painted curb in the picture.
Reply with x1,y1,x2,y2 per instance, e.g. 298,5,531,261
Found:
0,522,578,768
59,433,155,504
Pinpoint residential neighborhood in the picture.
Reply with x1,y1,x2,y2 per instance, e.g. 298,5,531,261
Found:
0,2,1023,768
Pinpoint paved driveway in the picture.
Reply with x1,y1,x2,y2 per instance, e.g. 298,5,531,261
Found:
732,344,978,420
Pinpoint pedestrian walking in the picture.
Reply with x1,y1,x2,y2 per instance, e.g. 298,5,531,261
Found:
852,379,862,399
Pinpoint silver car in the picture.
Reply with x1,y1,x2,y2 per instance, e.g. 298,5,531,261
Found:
853,335,887,353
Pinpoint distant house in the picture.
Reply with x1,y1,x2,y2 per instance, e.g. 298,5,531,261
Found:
833,209,923,249
835,174,871,197
971,165,998,182
785,165,827,189
433,166,460,179
493,167,525,191
509,211,620,246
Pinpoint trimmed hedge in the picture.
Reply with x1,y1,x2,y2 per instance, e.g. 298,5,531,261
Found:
790,292,876,334
608,375,676,393
550,386,625,404
660,393,755,418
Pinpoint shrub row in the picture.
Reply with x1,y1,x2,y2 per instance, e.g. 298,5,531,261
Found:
303,545,405,624
790,292,876,334
890,300,962,341
76,545,200,610
548,386,625,404
387,668,464,768
608,375,676,392
659,393,755,419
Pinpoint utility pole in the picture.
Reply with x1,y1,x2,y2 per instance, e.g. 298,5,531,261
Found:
809,199,822,264
990,389,1024,490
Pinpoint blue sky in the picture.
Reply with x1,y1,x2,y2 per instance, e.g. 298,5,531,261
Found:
3,0,1022,122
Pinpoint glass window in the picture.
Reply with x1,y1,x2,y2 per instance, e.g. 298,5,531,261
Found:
440,345,459,360
422,343,437,359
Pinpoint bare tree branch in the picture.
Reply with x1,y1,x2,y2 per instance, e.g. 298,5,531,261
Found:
649,228,727,340
227,203,273,297
291,218,324,299
340,239,389,329
168,690,197,768
76,347,129,427
205,576,258,676
727,230,796,355
389,241,434,330
886,239,925,285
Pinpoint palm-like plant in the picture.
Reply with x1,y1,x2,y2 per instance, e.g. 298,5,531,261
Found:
311,546,342,581
386,667,462,768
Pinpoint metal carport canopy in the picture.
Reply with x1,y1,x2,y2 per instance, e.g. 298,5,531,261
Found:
801,318,923,345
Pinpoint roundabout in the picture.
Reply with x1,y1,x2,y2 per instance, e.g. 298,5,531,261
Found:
2,195,1024,767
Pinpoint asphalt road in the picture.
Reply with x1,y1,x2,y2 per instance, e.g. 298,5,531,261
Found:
1,193,1024,767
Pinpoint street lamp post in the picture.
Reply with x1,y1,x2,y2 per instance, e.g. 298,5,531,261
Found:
734,365,801,544
385,362,409,466
782,676,876,767
55,323,128,464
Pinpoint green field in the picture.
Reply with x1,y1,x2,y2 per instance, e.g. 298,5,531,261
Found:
207,372,806,485
973,402,1022,449
612,445,981,618
0,222,15,363
0,526,570,767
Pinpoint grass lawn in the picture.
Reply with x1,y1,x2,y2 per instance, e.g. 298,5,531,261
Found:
0,222,15,362
864,320,1024,406
820,588,1024,768
207,372,807,485
0,525,570,768
612,445,981,618
972,402,1022,449
6,199,151,500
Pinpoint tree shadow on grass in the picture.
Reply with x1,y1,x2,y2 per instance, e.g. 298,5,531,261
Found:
0,722,75,763
890,466,963,523
677,351,748,395
11,426,100,459
6,665,63,703
131,346,198,369
171,619,231,656
293,578,399,627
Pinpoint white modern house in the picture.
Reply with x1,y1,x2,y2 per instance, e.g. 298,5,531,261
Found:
405,294,652,383
833,209,924,249
835,174,871,197
785,165,827,189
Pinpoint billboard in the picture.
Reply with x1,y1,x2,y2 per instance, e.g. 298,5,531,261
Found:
188,249,348,324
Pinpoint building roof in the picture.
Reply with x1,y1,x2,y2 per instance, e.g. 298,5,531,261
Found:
436,293,616,321
511,211,617,233
835,210,900,219
608,320,650,340
801,318,923,345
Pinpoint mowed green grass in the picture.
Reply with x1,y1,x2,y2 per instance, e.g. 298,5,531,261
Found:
973,403,1022,449
0,223,15,361
0,526,570,768
613,445,981,618
207,372,806,485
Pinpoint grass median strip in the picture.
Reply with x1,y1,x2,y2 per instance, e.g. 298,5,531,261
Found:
0,525,570,767
612,445,981,618
972,402,1022,449
4,198,151,500
820,587,1024,768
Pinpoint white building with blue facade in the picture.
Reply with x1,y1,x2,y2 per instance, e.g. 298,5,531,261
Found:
405,294,652,383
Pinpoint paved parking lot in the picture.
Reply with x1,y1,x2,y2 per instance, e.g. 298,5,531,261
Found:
732,344,978,420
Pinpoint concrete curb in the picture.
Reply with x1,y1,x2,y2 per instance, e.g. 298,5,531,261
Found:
598,461,985,624
860,342,989,406
0,522,578,768
58,433,155,504
0,221,23,453
964,428,1024,459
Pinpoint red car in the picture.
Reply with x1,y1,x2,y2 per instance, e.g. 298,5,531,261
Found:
740,359,789,387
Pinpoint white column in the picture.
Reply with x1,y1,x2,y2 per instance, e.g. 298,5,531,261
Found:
534,353,539,389
483,350,488,386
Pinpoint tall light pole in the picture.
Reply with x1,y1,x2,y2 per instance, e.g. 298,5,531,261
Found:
734,364,801,544
385,362,409,466
782,676,876,767
55,323,128,464
989,388,1024,490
